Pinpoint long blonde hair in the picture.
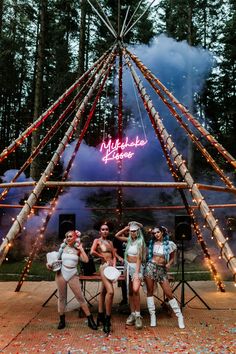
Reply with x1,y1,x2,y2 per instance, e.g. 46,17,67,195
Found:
124,229,146,263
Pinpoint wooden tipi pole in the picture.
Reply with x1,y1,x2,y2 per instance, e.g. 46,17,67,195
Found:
126,49,236,170
124,49,236,283
0,48,116,265
149,114,225,291
0,49,111,163
15,59,115,291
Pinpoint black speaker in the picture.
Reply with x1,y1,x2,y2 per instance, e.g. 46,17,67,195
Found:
58,214,76,239
175,215,192,241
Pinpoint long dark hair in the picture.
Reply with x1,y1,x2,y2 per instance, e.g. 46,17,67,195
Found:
147,226,170,262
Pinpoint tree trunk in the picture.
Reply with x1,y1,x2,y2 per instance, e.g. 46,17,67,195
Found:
0,0,3,37
75,0,87,139
78,0,86,77
30,0,47,180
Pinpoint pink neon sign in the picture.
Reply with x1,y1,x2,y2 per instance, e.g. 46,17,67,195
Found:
100,136,148,164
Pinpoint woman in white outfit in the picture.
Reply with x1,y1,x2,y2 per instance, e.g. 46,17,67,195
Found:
115,221,146,330
47,230,97,330
144,226,185,329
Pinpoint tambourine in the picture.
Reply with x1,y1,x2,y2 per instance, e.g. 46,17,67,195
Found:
104,266,121,282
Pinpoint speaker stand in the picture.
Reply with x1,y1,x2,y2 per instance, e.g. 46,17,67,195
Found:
172,239,211,310
42,289,58,307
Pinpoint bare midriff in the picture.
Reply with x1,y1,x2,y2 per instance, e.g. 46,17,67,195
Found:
127,255,138,263
152,255,165,266
102,251,113,264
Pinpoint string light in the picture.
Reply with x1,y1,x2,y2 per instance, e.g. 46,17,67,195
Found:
15,53,116,290
124,50,228,291
127,49,236,170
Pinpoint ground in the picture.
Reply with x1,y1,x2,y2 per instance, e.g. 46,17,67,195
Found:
0,281,235,354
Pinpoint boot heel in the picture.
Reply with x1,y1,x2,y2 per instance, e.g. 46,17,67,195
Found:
58,314,65,329
103,315,111,334
97,312,105,326
147,296,156,327
87,314,98,330
169,298,185,329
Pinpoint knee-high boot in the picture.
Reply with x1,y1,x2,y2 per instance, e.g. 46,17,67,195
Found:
169,298,185,329
58,314,66,329
147,296,156,327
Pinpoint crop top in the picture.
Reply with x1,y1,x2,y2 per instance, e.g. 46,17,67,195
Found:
61,252,79,267
153,241,177,257
127,240,138,256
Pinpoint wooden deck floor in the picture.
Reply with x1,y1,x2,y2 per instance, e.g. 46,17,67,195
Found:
0,280,235,353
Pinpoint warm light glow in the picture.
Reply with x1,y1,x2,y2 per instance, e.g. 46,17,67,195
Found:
100,136,148,164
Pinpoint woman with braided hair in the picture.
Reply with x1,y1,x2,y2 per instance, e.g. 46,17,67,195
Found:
46,230,97,330
144,226,185,329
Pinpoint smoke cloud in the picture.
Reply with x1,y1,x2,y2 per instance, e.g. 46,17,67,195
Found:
54,34,234,231
1,35,235,260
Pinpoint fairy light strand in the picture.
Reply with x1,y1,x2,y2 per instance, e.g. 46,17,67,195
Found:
15,55,116,290
0,48,117,266
123,48,236,285
126,49,236,170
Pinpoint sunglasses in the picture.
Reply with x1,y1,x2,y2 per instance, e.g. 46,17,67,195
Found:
101,228,109,231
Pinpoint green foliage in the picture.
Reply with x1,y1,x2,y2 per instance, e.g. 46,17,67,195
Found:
0,260,55,281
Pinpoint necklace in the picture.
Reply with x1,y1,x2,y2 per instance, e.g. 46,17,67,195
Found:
100,238,109,244
65,245,76,254
100,238,111,252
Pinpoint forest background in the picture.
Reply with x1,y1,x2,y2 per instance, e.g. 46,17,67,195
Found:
0,0,235,271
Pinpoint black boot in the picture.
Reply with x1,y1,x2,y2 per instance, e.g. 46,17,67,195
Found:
97,312,105,326
57,314,65,329
103,315,111,334
87,314,98,330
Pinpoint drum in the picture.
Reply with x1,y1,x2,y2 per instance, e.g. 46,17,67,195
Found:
51,260,62,272
104,266,121,282
46,251,61,272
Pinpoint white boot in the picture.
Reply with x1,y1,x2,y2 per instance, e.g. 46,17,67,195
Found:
169,298,185,329
147,296,156,327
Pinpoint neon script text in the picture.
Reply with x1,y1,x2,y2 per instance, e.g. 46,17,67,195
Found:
100,136,148,164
